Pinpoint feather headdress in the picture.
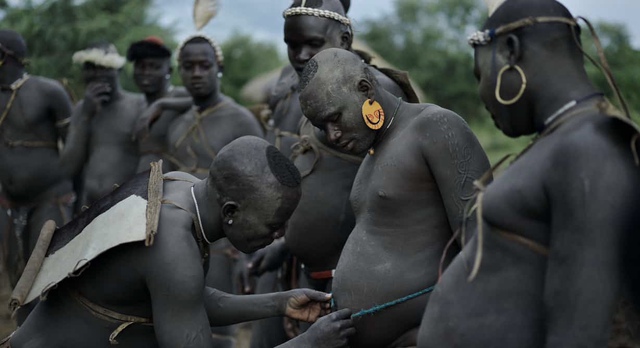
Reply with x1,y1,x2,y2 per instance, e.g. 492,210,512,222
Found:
194,0,218,30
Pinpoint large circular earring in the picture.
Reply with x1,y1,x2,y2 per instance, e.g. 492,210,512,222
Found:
495,64,527,105
362,99,385,130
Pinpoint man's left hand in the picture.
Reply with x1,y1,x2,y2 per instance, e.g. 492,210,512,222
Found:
283,289,332,323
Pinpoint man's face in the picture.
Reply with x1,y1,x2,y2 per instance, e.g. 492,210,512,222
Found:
284,16,344,75
474,43,533,137
300,77,375,155
133,57,171,95
179,43,219,99
82,62,119,100
223,186,300,253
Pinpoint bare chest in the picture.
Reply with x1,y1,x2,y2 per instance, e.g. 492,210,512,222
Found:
350,138,437,219
0,88,55,135
90,103,139,147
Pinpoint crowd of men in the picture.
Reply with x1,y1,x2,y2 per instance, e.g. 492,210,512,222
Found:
1,0,640,347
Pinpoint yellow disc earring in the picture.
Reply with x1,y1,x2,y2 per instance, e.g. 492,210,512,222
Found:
495,64,527,105
362,99,385,130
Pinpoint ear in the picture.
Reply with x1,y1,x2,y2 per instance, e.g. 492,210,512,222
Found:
221,201,239,219
340,30,353,50
505,34,522,66
357,78,374,101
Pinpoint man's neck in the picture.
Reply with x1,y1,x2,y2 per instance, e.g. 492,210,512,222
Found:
192,179,224,244
372,89,404,145
194,93,223,113
0,67,25,86
530,73,599,132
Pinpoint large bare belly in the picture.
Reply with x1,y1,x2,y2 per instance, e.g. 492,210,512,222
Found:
420,236,546,348
333,226,441,348
0,148,65,200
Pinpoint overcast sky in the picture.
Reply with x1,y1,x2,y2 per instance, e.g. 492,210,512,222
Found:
153,0,640,49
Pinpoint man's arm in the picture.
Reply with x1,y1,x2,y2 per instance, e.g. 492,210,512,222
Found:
145,208,213,347
204,286,330,326
58,100,93,178
543,133,636,347
46,80,74,140
420,108,491,234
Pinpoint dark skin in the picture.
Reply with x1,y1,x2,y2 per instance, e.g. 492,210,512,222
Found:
418,1,640,347
73,61,145,208
299,48,490,348
10,137,352,347
165,42,263,179
267,2,406,146
0,33,74,320
132,56,190,173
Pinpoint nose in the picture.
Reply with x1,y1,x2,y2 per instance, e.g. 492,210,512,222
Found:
295,47,313,65
193,65,205,78
325,122,342,145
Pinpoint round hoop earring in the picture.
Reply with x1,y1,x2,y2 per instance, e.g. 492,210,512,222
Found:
495,64,527,105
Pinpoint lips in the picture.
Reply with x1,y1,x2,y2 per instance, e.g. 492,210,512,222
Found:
338,139,355,152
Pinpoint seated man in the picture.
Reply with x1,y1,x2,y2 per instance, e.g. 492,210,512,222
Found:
4,136,354,348
299,48,490,347
419,0,640,347
70,42,146,208
125,36,191,173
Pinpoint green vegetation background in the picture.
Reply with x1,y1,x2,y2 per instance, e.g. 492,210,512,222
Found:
2,0,638,164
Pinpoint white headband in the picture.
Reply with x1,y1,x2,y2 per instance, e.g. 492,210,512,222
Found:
283,5,351,27
177,33,224,69
72,46,126,69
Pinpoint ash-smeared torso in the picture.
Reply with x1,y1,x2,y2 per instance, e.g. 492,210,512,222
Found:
0,76,71,202
81,91,145,205
166,95,262,179
420,112,640,348
332,106,456,348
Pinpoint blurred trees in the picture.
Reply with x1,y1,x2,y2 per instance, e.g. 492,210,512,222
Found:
361,0,640,122
220,32,284,104
0,0,175,97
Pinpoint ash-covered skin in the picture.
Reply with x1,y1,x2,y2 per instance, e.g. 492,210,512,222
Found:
10,136,326,348
419,0,640,347
299,51,380,155
0,30,75,323
299,48,490,348
210,138,301,254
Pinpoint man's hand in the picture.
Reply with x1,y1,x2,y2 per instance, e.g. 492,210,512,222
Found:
282,288,332,323
133,100,165,141
248,238,288,277
278,309,355,348
83,82,111,113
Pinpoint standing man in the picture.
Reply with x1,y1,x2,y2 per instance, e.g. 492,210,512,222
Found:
166,34,263,177
299,48,490,347
71,42,146,208
419,0,640,347
126,36,191,173
0,30,75,324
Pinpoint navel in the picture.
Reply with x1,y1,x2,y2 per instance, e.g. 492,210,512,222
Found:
377,190,387,198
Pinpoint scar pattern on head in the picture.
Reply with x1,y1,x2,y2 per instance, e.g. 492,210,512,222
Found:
298,59,319,92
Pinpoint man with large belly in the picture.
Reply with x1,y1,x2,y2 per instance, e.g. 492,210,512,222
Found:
418,0,640,347
299,48,490,347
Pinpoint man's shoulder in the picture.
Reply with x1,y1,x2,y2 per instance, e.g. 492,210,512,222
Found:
411,104,468,131
27,75,67,95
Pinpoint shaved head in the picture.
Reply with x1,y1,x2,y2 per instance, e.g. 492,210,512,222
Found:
299,48,381,155
0,30,27,64
209,136,302,252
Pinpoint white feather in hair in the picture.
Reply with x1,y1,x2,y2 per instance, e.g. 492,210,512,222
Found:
194,0,218,30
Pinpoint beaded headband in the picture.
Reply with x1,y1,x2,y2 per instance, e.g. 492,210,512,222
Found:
283,1,351,27
177,33,224,71
467,16,578,47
